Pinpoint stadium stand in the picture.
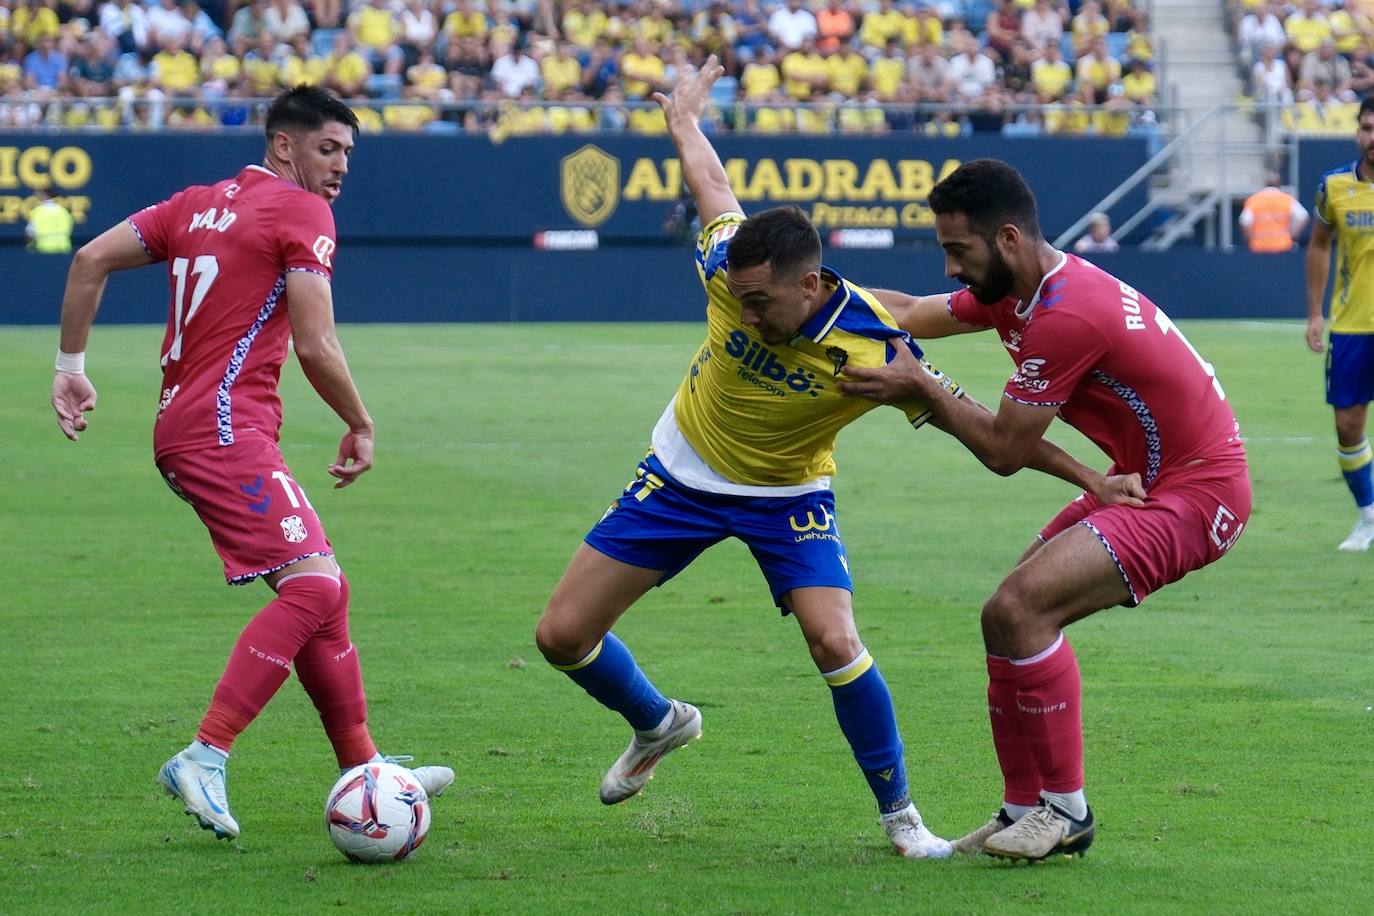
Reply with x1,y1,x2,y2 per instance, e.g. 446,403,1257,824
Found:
0,0,1157,134
1228,0,1374,139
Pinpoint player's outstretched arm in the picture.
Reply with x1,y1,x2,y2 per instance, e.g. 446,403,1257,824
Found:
52,221,153,441
956,394,1144,504
838,343,1145,503
285,271,374,488
652,55,740,226
867,289,982,339
1305,219,1334,354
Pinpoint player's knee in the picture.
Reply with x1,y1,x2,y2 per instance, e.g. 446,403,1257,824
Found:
276,573,343,627
982,582,1036,634
1335,414,1366,444
805,626,864,673
534,612,597,666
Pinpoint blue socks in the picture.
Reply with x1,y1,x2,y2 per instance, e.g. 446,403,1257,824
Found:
553,632,671,732
824,649,910,814
1338,437,1374,509
552,636,911,813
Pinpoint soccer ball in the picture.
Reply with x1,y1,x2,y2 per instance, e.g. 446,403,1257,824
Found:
325,762,431,862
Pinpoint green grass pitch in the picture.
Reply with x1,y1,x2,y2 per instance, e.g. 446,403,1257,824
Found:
1,321,1370,913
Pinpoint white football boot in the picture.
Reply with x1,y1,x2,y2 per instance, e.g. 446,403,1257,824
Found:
599,700,702,804
953,808,1016,855
378,755,455,798
882,805,954,859
983,800,1096,861
1338,519,1374,552
157,750,240,840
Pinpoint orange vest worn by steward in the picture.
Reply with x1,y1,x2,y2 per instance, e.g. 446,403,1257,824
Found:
1244,186,1297,253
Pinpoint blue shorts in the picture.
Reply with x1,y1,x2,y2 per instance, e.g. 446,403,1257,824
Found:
584,454,852,611
1326,333,1374,408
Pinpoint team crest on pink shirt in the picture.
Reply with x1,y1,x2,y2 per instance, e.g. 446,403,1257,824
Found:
280,515,308,543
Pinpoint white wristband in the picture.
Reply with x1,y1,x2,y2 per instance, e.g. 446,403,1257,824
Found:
55,350,86,374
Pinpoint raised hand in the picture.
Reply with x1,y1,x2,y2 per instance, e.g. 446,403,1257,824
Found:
652,54,726,127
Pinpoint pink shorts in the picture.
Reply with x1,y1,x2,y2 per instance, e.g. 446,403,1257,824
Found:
1039,458,1251,606
157,435,334,585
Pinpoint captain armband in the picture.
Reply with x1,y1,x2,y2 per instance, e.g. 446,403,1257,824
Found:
921,360,963,399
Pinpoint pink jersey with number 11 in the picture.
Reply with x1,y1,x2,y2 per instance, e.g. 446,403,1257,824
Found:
948,252,1245,487
127,164,337,461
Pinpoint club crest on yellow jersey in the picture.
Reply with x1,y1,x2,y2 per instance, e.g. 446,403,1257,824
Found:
825,346,849,376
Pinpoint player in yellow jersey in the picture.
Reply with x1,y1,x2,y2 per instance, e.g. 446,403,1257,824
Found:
534,57,1142,860
1307,96,1374,551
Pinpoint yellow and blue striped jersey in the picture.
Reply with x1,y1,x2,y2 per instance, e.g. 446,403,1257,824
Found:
668,212,958,488
1315,161,1374,333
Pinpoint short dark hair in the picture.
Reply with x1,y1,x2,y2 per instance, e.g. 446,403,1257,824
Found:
928,158,1042,242
264,85,359,140
726,206,822,278
1360,95,1374,120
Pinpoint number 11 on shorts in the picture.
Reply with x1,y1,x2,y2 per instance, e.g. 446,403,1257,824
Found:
272,470,314,510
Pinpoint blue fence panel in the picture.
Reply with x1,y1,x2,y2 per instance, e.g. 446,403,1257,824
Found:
0,133,1150,245
1298,138,1356,207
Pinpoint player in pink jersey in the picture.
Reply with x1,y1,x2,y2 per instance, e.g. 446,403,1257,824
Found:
50,87,451,842
840,159,1251,862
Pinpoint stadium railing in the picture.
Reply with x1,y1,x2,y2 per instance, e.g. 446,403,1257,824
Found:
0,96,1173,139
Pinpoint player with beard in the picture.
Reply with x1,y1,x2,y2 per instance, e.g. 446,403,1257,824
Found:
840,159,1251,862
534,64,1145,860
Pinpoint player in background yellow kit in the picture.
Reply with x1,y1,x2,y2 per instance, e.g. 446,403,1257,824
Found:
1306,97,1374,551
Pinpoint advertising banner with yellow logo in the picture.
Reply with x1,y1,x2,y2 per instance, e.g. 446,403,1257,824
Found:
0,133,1148,243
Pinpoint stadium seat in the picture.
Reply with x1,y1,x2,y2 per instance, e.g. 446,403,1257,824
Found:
366,74,403,100
424,120,460,133
1002,121,1043,137
1060,34,1077,64
709,75,738,106
312,28,341,58
965,0,996,32
1106,33,1129,61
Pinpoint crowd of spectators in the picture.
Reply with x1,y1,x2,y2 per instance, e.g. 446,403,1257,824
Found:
1232,0,1374,134
0,0,1156,133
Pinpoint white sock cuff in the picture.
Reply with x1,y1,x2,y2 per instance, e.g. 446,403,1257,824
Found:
276,571,341,587
1010,632,1065,667
879,802,917,822
192,739,229,760
821,647,871,680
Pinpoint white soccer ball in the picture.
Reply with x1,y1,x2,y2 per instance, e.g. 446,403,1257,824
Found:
325,762,431,862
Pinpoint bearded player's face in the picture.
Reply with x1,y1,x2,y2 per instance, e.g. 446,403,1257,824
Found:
935,211,1017,305
292,121,354,204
